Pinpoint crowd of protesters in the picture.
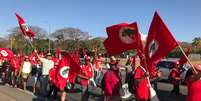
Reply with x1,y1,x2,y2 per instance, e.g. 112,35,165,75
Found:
0,48,200,101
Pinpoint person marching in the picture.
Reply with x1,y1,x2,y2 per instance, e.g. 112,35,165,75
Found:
10,55,20,88
21,56,32,90
78,56,93,101
169,61,181,100
185,64,201,101
37,52,54,97
93,53,104,85
134,65,150,101
125,56,133,83
104,56,121,101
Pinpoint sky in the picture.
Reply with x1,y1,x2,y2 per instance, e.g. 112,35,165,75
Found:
0,0,201,42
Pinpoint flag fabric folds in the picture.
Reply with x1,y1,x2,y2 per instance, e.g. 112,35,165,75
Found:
144,12,178,74
15,13,35,39
30,51,37,65
0,48,14,61
104,22,142,55
54,52,81,90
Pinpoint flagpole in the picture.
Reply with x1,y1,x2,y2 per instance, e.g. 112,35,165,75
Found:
48,24,51,53
10,37,13,51
177,43,197,73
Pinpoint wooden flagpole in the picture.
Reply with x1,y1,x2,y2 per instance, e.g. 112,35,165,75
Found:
177,43,197,73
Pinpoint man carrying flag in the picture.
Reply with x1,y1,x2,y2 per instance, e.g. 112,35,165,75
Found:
36,51,54,97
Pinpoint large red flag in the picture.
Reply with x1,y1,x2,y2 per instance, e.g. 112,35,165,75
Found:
55,52,80,90
104,22,141,55
15,13,35,39
179,47,192,66
144,12,177,74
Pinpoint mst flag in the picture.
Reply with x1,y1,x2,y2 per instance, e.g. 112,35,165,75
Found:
55,52,80,90
179,47,192,66
0,48,14,60
144,12,177,74
104,22,141,55
15,13,35,39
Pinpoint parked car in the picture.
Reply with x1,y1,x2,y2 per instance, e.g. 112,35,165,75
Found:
156,59,190,83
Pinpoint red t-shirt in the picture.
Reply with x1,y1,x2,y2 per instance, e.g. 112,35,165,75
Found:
80,64,93,87
186,70,201,101
134,66,149,100
10,59,20,72
104,70,121,96
170,68,181,85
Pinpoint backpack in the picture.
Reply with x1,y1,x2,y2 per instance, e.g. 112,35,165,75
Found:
127,70,136,94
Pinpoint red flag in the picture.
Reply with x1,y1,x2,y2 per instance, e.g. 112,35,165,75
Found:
18,48,23,57
56,48,62,60
39,51,45,58
55,52,80,90
49,68,57,85
10,58,20,72
0,48,14,61
15,13,35,39
104,22,141,55
30,51,37,65
144,12,177,74
73,48,80,65
179,47,192,66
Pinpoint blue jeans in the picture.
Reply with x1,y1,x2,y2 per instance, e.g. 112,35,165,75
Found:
40,75,49,96
81,86,90,101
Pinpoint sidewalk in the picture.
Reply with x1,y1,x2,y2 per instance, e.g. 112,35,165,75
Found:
0,85,35,101
0,91,16,101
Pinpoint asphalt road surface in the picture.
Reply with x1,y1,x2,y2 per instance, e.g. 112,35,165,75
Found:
0,70,187,101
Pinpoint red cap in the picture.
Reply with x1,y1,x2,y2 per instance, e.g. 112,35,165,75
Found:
84,56,90,61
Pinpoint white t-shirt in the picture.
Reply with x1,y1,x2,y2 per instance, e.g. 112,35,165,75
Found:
39,57,54,75
22,61,31,74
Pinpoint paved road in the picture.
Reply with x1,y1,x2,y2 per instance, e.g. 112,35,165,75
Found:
0,69,187,101
0,82,187,101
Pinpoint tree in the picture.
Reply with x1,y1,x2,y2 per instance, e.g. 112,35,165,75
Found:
192,37,201,48
51,27,91,50
7,26,47,53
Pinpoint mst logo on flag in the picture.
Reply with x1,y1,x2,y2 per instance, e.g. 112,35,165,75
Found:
104,22,142,55
21,23,30,32
59,66,70,79
1,50,8,57
148,40,159,58
119,27,137,44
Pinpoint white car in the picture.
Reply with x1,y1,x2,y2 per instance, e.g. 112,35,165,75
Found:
156,59,190,83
